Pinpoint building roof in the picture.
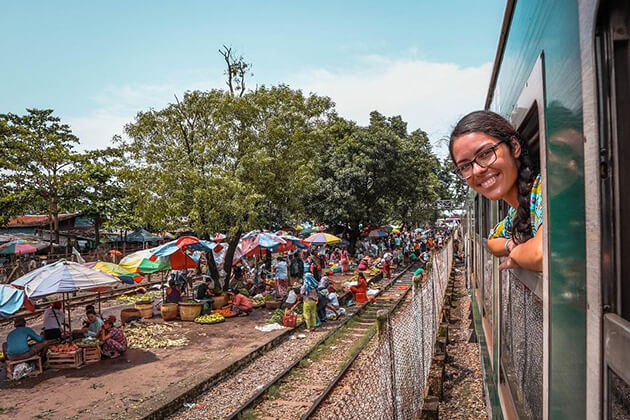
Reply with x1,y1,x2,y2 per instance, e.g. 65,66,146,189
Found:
5,214,79,228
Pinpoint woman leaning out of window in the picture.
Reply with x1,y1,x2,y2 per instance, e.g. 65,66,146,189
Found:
449,110,543,272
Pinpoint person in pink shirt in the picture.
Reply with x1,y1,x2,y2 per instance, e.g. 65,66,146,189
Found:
230,289,253,316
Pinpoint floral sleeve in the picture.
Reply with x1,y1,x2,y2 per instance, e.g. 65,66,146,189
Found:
489,207,515,239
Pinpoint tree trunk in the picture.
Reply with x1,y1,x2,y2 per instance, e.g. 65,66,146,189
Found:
348,223,360,256
205,251,221,286
222,228,242,291
94,216,101,249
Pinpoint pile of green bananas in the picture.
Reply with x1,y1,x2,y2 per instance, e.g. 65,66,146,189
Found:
267,309,285,325
195,313,225,324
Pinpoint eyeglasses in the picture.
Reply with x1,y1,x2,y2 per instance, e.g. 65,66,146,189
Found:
454,140,507,180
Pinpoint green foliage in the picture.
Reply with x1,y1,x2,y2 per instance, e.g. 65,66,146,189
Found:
308,111,441,249
437,156,468,210
0,109,82,240
121,86,334,286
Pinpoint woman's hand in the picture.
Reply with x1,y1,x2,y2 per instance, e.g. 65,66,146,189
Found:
499,257,521,271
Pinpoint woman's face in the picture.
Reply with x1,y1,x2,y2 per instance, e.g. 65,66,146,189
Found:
451,132,520,201
87,313,96,322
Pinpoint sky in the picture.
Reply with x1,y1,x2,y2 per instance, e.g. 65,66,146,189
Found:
1,1,506,156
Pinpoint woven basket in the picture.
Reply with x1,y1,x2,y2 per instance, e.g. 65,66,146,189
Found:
178,302,203,321
135,303,154,319
160,303,178,321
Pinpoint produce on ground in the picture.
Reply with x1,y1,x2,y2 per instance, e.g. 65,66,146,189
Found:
50,344,79,353
267,309,285,325
124,322,189,348
252,297,266,306
195,313,225,324
75,337,101,347
212,308,236,317
115,291,162,304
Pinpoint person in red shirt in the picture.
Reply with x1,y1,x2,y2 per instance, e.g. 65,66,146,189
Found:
230,289,253,316
350,272,368,304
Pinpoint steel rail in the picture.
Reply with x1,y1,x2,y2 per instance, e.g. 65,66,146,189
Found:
225,263,416,420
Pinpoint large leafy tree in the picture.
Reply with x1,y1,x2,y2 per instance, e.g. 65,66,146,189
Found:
0,109,82,242
70,148,128,247
308,112,441,251
121,86,333,288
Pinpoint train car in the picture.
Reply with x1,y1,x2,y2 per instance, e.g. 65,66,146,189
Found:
464,0,629,418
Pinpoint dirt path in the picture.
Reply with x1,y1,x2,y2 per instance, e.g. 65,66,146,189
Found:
439,265,487,419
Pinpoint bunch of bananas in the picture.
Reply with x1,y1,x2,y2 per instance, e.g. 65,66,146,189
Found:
195,313,225,324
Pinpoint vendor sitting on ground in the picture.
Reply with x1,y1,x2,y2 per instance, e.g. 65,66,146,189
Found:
357,258,368,271
316,289,338,323
3,318,48,361
230,288,253,316
165,281,182,303
73,310,103,339
99,316,127,359
196,277,214,314
350,271,368,304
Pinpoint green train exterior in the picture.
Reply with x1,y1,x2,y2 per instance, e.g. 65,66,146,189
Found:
464,0,630,418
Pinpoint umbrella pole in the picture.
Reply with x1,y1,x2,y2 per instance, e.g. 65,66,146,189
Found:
65,293,72,334
98,292,102,316
161,272,165,302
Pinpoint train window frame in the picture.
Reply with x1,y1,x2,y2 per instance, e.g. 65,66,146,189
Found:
507,54,551,420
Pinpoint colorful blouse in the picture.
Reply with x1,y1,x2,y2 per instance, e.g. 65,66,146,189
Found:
489,174,543,239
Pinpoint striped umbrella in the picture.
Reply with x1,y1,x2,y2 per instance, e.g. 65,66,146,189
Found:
304,233,341,245
12,260,120,299
119,248,197,274
0,240,44,255
84,261,144,285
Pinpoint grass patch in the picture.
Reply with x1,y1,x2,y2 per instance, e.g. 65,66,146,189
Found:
337,325,376,370
266,384,281,400
238,409,258,420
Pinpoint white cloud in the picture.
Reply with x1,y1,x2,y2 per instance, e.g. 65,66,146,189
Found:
67,78,223,151
288,57,492,156
68,57,492,157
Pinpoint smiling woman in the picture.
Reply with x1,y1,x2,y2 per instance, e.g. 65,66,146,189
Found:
449,110,542,272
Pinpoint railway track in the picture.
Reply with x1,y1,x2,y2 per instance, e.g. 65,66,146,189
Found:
225,264,417,420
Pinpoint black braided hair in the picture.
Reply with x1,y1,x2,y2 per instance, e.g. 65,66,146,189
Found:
449,110,536,244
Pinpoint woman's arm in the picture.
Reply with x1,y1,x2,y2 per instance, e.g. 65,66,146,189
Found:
500,226,543,272
487,237,510,257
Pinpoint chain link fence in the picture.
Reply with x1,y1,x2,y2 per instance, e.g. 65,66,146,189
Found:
316,234,455,419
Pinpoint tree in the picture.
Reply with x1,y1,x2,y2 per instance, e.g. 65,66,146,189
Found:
219,45,253,97
437,156,468,211
121,86,333,289
0,109,82,243
308,112,442,251
71,148,127,248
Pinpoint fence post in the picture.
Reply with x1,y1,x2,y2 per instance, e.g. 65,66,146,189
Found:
387,316,398,420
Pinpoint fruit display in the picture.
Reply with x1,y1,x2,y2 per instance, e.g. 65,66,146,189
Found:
252,297,266,307
267,309,285,325
124,323,189,349
212,308,236,317
76,337,100,347
116,291,161,304
195,313,225,324
50,344,79,353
